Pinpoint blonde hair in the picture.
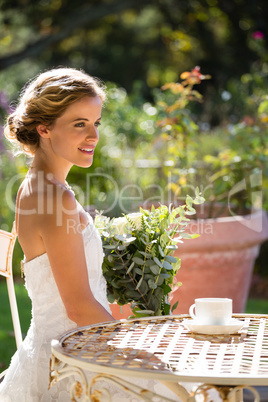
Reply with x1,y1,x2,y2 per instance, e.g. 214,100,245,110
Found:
5,67,106,155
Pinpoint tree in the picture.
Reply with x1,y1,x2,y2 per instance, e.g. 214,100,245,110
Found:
0,0,267,115
1,0,267,82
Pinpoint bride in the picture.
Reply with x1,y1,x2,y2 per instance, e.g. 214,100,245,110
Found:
0,67,178,401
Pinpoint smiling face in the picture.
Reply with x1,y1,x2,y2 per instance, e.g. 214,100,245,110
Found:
39,96,103,169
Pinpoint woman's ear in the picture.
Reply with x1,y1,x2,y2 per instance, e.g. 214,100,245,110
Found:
36,124,50,138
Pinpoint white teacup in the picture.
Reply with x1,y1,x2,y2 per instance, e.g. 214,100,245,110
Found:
189,298,232,325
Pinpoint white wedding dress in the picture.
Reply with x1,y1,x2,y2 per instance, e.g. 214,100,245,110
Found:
0,212,179,402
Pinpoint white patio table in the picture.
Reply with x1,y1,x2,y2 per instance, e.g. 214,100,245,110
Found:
49,314,268,401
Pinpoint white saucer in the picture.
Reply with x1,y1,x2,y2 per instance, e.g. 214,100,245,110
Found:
182,318,245,335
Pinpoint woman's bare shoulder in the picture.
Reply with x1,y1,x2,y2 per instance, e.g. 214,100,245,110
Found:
18,177,76,217
17,176,78,259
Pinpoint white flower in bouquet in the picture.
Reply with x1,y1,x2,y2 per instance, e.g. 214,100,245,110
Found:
112,213,143,235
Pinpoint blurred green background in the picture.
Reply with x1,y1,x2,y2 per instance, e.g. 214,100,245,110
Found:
0,0,268,370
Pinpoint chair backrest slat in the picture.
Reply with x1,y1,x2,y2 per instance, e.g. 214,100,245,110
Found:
0,230,14,276
0,225,22,349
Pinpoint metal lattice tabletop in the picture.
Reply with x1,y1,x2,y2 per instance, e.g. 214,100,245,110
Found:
51,314,268,387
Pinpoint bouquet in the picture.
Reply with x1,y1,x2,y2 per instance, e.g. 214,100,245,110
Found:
95,190,204,317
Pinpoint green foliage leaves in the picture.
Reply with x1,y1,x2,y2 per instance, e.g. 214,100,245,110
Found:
96,195,203,317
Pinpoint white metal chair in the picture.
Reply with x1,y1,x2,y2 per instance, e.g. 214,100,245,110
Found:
0,222,22,381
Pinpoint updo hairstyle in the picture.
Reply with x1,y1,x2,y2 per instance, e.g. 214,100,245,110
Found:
4,67,106,156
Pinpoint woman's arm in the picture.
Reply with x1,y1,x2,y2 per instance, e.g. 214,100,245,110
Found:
38,188,115,326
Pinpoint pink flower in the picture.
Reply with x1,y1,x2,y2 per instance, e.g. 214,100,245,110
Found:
252,31,264,40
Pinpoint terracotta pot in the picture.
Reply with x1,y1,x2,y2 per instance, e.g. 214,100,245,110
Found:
171,209,268,314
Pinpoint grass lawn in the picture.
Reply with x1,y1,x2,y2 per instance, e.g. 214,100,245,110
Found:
0,280,31,371
0,281,268,371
